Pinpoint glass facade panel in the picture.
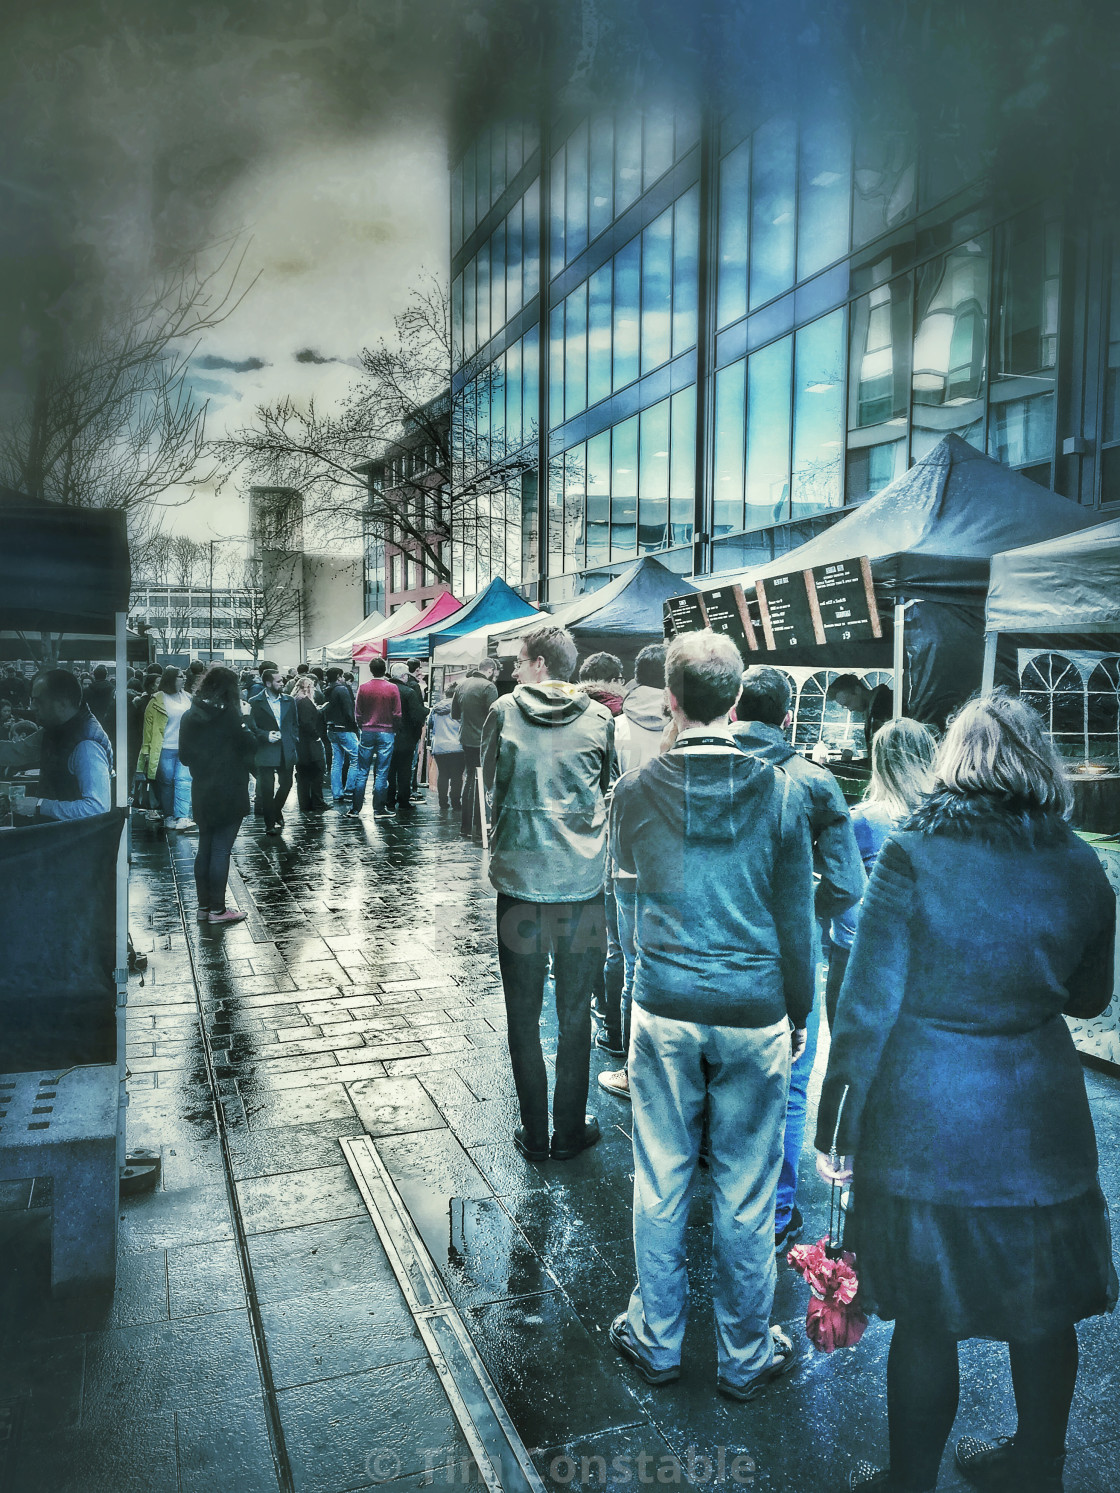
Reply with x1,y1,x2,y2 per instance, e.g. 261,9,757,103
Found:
564,444,586,570
746,336,792,523
847,274,911,502
589,114,614,241
615,111,642,216
613,237,641,390
852,122,916,249
490,222,506,334
670,385,696,545
713,359,746,535
566,120,589,264
550,147,565,279
611,415,638,557
506,337,523,453
506,201,522,320
451,160,463,254
549,303,564,428
463,146,476,241
521,468,539,583
792,309,845,517
452,271,464,367
492,125,506,204
476,241,491,348
641,206,673,374
911,236,990,460
464,262,476,360
672,185,699,355
547,456,564,573
476,128,490,229
588,263,613,407
988,212,1059,471
490,355,506,460
565,280,588,418
639,399,670,551
750,117,797,310
643,105,675,190
586,430,611,567
476,368,491,471
505,482,521,581
717,140,750,330
507,121,523,182
522,324,539,442
798,115,851,280
523,185,540,303
1106,244,1120,445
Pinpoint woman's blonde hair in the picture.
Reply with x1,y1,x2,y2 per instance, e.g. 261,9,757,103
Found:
291,675,317,700
935,691,1072,817
866,717,938,819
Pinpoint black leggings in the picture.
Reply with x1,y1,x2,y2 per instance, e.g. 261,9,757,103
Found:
193,819,242,913
886,1319,1078,1490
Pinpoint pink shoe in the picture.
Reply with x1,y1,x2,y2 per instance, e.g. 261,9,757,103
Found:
208,909,246,925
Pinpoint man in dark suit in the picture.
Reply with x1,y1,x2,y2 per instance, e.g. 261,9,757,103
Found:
249,666,298,834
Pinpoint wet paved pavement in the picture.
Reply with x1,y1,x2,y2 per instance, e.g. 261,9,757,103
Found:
3,791,1120,1492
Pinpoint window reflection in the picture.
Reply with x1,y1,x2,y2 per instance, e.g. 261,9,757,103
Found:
586,431,611,567
798,115,851,280
490,222,505,335
565,280,588,418
643,105,675,191
506,202,522,321
988,213,1059,473
566,119,589,263
615,112,643,217
911,236,989,460
717,140,750,329
476,241,491,348
549,304,564,428
547,457,564,573
746,337,792,522
613,237,641,390
490,357,505,462
590,114,614,241
565,444,586,571
852,122,916,249
670,386,696,545
1106,245,1120,446
506,339,523,453
847,272,911,501
523,186,540,304
550,147,565,280
520,469,538,585
713,360,746,535
639,401,670,551
673,186,699,355
588,264,613,407
611,415,638,557
792,309,845,518
522,325,539,441
641,207,673,374
750,117,797,310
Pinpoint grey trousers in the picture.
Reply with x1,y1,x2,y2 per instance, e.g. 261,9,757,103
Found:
626,1004,790,1386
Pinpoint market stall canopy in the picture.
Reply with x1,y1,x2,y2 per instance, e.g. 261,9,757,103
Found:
986,517,1120,636
431,557,695,667
388,588,463,648
0,502,131,633
715,435,1098,603
315,608,386,663
387,575,537,659
351,602,422,661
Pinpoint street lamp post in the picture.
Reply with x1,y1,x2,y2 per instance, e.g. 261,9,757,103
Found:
208,539,215,660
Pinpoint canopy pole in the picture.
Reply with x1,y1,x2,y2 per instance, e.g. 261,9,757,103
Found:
981,632,998,697
114,610,129,1167
892,603,905,719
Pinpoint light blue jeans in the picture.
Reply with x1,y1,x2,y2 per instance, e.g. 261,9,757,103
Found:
329,729,360,799
155,748,192,821
775,956,826,1232
626,1005,790,1386
350,729,395,812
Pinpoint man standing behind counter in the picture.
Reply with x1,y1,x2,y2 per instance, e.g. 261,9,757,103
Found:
0,669,113,820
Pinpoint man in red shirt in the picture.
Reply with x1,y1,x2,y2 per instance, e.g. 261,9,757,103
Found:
346,657,401,819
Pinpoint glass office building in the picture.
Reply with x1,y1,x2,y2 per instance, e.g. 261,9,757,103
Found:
449,99,1120,603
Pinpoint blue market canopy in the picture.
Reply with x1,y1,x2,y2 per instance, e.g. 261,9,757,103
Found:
386,575,538,659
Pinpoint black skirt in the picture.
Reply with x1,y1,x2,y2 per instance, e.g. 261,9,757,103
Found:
846,1182,1117,1341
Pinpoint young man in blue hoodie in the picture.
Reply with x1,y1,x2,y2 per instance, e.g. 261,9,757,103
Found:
607,631,815,1402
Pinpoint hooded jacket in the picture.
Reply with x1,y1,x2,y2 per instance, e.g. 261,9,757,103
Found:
579,683,625,717
453,671,499,750
613,684,666,775
179,696,260,825
611,734,815,1029
482,681,614,903
732,720,865,923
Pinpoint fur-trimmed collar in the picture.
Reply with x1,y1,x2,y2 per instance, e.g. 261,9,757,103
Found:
905,788,1069,846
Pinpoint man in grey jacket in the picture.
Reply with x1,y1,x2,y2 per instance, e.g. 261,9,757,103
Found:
733,665,865,1251
482,624,615,1163
453,658,498,841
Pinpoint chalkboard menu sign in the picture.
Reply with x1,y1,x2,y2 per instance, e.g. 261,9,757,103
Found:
755,570,823,651
807,556,881,644
663,592,707,636
701,584,758,653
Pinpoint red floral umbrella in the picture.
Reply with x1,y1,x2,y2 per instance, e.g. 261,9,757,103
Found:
786,1237,867,1352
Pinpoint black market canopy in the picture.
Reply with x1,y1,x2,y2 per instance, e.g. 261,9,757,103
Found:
0,500,131,635
710,435,1099,723
985,516,1120,640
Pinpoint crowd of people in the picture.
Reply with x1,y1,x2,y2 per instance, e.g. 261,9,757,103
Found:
0,627,1116,1493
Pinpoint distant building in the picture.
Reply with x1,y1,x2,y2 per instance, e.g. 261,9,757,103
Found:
128,583,261,666
248,485,364,660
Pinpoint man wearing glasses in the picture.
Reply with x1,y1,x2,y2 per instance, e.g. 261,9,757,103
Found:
482,625,615,1163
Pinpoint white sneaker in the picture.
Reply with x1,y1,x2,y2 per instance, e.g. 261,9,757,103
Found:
163,816,176,829
175,819,198,832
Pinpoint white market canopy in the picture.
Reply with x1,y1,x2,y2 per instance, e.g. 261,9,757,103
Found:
350,601,423,660
313,608,387,663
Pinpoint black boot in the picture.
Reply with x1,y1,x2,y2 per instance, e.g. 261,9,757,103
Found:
955,1436,1064,1493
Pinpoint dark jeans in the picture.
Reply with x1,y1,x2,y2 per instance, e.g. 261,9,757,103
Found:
460,745,482,837
825,939,851,1032
194,819,241,913
296,758,327,811
389,733,420,811
496,893,607,1151
592,876,626,1043
886,1319,1077,1490
435,751,465,809
256,764,293,829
